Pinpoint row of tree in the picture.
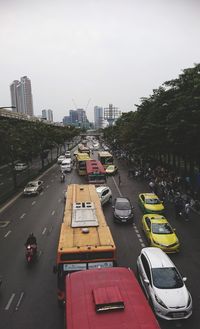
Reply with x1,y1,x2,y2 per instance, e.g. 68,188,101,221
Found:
0,117,79,168
103,63,200,174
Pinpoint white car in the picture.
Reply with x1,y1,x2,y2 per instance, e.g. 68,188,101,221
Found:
57,155,66,164
24,180,44,196
65,151,71,158
61,159,72,172
137,247,192,320
96,186,112,205
15,162,28,171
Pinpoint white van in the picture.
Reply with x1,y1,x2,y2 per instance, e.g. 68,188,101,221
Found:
61,158,72,172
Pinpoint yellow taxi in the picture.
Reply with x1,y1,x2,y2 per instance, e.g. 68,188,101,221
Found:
138,193,164,213
142,214,180,253
105,164,118,175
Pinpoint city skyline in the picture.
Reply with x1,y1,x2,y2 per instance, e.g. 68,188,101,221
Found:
1,0,200,122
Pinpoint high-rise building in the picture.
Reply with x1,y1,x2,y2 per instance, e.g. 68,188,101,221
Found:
42,109,53,122
10,76,34,116
94,106,106,129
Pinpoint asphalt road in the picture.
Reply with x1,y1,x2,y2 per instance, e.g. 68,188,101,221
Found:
0,151,199,329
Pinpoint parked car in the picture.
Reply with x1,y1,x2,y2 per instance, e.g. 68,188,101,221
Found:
141,214,180,253
61,158,72,172
138,193,164,214
57,155,66,164
24,180,44,196
14,162,28,171
112,197,134,223
137,247,192,320
96,186,112,205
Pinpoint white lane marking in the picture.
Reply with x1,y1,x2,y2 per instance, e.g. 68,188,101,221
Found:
46,185,49,189
58,198,62,203
51,179,54,182
20,213,26,219
42,227,47,235
112,177,122,196
141,242,146,247
38,250,42,257
5,293,15,310
32,201,36,206
40,191,44,196
51,210,55,216
0,182,4,186
4,230,11,238
15,292,25,311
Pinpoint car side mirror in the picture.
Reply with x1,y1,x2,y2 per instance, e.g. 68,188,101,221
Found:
53,265,58,274
173,228,176,232
183,277,187,282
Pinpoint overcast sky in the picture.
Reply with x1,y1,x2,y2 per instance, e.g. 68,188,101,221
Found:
0,0,200,122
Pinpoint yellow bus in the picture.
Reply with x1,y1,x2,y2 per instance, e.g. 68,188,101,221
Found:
76,152,91,175
98,151,113,168
54,184,117,305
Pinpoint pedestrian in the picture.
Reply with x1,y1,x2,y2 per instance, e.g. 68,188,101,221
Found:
184,201,190,221
174,195,183,219
118,173,121,186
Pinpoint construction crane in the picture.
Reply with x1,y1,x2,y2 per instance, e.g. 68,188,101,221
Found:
85,98,91,111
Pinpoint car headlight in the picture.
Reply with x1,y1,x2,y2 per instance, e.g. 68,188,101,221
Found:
155,294,167,309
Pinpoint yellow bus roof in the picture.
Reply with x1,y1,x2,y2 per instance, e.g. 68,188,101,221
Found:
58,184,116,253
76,153,91,161
98,151,112,157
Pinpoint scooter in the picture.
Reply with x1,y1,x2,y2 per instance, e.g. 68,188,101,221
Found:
60,173,65,183
25,244,37,264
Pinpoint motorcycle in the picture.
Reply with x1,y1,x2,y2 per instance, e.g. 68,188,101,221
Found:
60,173,65,183
25,244,37,264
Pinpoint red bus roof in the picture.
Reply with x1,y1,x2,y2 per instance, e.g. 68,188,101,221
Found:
86,159,106,174
66,267,160,329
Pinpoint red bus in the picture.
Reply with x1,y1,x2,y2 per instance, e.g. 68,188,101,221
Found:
65,267,161,329
86,159,106,185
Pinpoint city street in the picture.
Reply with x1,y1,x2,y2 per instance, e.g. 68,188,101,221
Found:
0,150,199,329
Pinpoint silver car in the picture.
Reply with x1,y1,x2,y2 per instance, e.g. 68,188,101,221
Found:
24,180,44,196
137,247,192,320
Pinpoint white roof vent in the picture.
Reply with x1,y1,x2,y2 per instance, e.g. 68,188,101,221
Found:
72,202,99,227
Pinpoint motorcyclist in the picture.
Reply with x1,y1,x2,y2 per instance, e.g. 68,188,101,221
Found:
25,233,37,247
60,171,65,182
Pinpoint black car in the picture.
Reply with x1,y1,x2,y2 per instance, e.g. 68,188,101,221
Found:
112,197,134,223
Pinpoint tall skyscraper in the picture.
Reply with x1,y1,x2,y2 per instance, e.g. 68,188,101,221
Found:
10,76,34,116
42,109,53,122
94,106,106,129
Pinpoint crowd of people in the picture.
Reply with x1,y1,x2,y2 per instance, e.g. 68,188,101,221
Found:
109,145,200,221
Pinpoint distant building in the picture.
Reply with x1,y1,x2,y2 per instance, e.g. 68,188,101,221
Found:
94,106,107,129
63,108,90,128
104,103,121,126
10,76,34,116
42,109,53,122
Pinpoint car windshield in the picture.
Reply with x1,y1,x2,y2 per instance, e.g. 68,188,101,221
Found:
27,182,37,187
115,199,130,210
152,223,173,234
146,198,161,205
107,166,114,170
152,267,183,289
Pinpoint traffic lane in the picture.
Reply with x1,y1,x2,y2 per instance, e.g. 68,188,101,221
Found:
0,219,63,329
0,167,66,329
104,175,146,272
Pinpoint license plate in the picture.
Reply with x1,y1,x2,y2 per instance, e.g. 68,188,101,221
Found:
172,312,184,318
121,219,127,222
